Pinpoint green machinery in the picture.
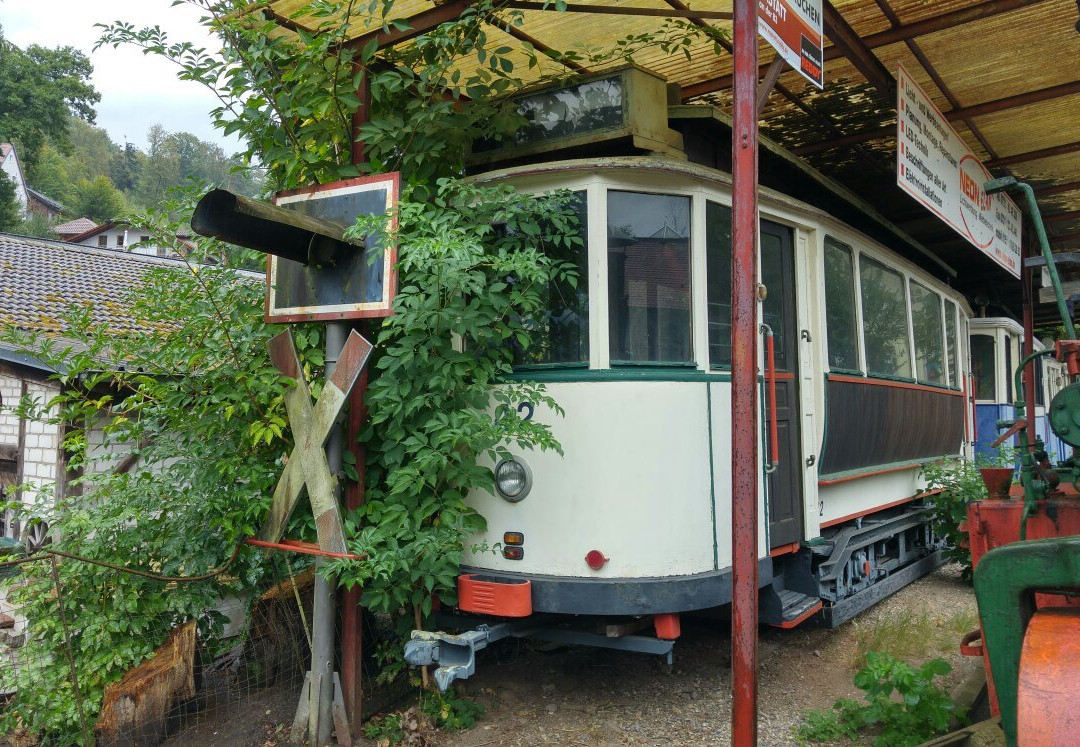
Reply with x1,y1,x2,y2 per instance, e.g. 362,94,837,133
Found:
973,176,1080,745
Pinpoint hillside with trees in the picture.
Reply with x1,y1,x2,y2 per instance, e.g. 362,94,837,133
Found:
0,26,263,231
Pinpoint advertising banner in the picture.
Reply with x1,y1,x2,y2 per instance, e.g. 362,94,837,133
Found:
758,0,824,89
896,65,1021,278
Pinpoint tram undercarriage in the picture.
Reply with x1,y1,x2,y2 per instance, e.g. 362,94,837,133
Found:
407,503,945,691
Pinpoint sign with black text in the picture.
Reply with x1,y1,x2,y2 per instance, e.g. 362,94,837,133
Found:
896,66,1021,278
758,0,824,89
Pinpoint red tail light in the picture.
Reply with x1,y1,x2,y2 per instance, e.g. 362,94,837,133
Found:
585,550,608,570
503,546,524,560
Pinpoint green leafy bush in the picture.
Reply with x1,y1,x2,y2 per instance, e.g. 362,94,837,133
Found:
324,178,581,628
796,652,961,746
921,457,986,578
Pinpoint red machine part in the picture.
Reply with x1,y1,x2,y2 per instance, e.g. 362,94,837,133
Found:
964,497,1080,715
1017,608,1080,743
1055,339,1080,376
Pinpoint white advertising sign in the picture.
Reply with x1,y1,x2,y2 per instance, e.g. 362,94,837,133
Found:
896,64,1022,278
758,0,824,89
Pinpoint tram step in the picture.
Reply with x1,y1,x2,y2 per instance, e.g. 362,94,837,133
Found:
761,588,823,629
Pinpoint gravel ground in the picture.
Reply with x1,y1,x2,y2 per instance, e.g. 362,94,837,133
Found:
433,564,983,746
155,564,982,746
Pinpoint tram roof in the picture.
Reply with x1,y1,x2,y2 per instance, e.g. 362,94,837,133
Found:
240,0,1080,324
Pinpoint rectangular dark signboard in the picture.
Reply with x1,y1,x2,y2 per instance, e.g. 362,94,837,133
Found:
267,173,399,323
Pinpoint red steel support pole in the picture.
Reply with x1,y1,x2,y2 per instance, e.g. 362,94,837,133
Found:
341,66,372,729
731,0,760,743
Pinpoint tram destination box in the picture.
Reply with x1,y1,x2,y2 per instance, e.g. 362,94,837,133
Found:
467,66,684,168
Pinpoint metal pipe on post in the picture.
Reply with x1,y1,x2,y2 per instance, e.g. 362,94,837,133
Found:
1022,231,1036,448
307,322,347,746
731,0,760,743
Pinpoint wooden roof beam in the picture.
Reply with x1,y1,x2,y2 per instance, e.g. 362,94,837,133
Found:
502,1,732,20
792,79,1080,156
821,1,895,98
987,140,1080,169
344,0,478,50
681,0,1046,100
1037,180,1080,197
1045,209,1080,225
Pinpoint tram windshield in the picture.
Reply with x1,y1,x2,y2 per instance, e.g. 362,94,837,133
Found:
513,192,589,366
971,334,996,401
607,191,693,363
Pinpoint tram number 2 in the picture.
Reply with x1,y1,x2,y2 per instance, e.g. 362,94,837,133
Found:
517,402,534,421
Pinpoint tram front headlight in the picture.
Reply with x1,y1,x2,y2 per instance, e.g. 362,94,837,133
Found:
495,458,532,502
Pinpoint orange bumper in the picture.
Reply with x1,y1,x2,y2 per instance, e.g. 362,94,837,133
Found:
458,574,532,617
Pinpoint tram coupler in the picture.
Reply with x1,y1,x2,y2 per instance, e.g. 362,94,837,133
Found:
404,624,515,692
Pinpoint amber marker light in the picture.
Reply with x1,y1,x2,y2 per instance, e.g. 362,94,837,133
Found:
503,532,524,546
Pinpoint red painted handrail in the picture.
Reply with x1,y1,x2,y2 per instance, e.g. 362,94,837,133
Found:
762,324,779,473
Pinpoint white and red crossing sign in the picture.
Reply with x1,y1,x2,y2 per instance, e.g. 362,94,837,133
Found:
758,0,824,89
896,65,1022,278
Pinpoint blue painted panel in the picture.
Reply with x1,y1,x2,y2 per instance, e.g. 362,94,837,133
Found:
975,403,1016,461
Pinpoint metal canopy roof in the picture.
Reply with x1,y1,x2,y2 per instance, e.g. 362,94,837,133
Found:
249,0,1080,322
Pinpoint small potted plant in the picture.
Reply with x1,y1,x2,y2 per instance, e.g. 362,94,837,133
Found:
978,444,1017,500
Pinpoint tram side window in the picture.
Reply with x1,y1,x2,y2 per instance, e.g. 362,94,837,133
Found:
944,300,958,386
971,334,996,400
823,238,859,371
859,256,912,379
705,201,732,367
514,192,589,366
910,281,944,385
608,191,693,363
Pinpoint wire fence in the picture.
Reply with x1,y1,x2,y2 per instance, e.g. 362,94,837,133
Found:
0,550,403,747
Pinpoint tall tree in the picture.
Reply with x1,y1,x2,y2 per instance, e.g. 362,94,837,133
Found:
109,142,144,193
69,175,126,222
0,29,100,170
0,170,22,230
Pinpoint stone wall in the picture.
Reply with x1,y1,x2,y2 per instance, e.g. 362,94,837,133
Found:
0,370,60,537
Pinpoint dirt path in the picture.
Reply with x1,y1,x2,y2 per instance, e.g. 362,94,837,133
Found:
435,564,982,746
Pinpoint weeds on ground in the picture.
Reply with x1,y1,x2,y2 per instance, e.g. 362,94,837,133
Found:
850,604,979,670
795,652,963,747
363,690,484,746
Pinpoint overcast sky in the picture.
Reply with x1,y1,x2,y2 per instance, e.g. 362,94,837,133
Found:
3,0,245,155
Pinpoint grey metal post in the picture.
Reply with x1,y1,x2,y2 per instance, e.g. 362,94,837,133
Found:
310,322,347,745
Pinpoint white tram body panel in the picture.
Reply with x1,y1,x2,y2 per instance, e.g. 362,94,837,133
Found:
457,156,972,624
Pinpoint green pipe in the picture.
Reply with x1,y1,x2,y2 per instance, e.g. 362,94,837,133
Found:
1011,349,1053,540
1016,182,1076,340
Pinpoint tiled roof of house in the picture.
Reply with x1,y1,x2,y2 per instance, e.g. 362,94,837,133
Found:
0,232,186,337
54,217,98,237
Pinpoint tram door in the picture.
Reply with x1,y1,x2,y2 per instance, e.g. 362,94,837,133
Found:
761,220,803,549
